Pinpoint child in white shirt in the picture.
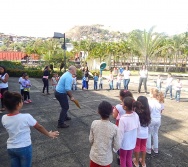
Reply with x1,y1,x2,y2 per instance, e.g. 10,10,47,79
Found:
164,73,173,99
155,74,163,91
1,91,59,167
174,78,182,102
119,97,140,167
72,74,77,90
98,75,103,89
146,88,164,154
116,73,122,90
133,96,151,167
18,72,27,98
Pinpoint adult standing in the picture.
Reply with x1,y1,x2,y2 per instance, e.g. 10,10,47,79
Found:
55,66,77,128
42,66,50,95
0,66,9,111
138,65,148,93
122,66,131,90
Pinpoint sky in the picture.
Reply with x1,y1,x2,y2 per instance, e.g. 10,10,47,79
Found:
0,0,188,37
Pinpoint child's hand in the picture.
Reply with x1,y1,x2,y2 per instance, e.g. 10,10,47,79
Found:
48,130,59,139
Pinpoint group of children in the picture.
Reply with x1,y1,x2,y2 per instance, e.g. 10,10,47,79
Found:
89,88,165,167
81,72,122,91
155,73,182,102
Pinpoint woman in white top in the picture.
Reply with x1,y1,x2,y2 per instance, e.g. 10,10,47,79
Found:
138,65,148,93
122,66,131,90
0,66,9,111
146,88,164,154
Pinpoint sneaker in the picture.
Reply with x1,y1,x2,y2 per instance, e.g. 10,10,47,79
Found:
65,116,71,121
27,99,32,103
53,97,56,100
146,148,151,154
170,98,173,100
24,100,29,104
176,101,179,102
42,93,46,96
46,93,50,95
152,145,158,154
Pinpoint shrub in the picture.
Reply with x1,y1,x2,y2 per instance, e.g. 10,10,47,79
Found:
0,61,24,70
7,69,83,79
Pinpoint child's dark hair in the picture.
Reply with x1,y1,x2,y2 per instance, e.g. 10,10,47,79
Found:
21,72,27,77
3,91,22,112
120,90,133,99
98,101,113,119
136,96,151,127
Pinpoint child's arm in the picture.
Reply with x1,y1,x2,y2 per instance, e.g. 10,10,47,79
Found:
34,123,59,139
112,108,118,119
112,128,121,152
89,123,94,144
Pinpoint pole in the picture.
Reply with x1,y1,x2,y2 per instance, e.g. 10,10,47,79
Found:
64,33,66,72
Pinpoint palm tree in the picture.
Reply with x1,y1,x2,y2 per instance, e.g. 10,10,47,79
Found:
131,26,165,67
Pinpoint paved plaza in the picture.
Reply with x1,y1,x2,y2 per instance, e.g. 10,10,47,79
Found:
0,76,188,167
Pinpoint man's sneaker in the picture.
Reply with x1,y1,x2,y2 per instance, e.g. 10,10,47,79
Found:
65,117,71,121
28,99,32,103
57,124,69,128
24,100,29,104
170,98,173,100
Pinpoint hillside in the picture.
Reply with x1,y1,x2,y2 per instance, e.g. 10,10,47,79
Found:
66,24,128,42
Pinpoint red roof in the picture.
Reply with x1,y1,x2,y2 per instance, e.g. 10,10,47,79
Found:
0,52,39,61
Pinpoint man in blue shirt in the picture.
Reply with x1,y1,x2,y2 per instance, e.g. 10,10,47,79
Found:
55,66,76,128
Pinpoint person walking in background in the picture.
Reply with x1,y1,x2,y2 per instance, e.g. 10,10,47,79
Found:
116,73,122,90
0,66,9,111
108,71,114,90
98,74,103,89
22,74,32,104
2,91,59,167
89,101,120,167
18,72,27,100
133,96,151,167
51,73,59,100
174,78,182,102
93,73,98,90
84,67,89,90
155,74,163,92
42,66,50,95
122,66,131,90
138,65,148,94
146,88,164,155
72,74,77,91
118,97,140,167
164,73,173,99
55,66,77,128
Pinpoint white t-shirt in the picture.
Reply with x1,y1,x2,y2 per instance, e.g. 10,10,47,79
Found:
0,73,8,88
165,77,173,87
139,70,148,78
137,126,148,139
2,113,37,149
119,112,140,150
174,82,182,91
18,77,25,89
116,76,122,83
115,104,126,120
72,77,77,85
123,70,131,79
149,99,164,118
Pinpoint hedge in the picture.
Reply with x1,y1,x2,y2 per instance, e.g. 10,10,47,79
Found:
7,69,83,79
0,61,24,70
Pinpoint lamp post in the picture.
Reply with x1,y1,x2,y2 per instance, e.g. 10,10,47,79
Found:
53,32,66,72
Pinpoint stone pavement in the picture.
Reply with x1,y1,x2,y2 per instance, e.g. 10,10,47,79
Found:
0,77,188,167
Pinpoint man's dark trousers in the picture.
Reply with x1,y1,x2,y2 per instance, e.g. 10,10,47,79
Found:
55,91,69,125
